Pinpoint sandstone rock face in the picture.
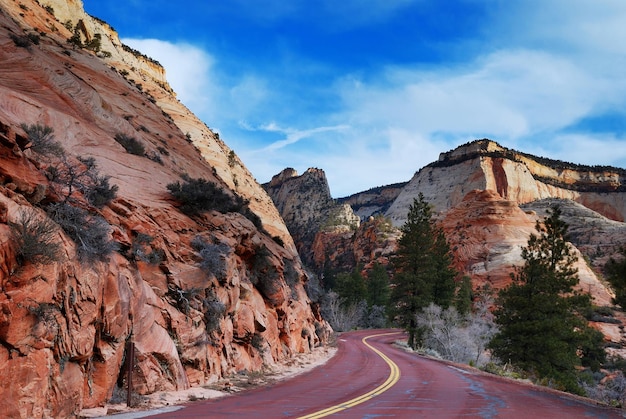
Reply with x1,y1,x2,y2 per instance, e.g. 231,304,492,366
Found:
265,168,399,279
264,168,359,267
387,139,626,226
441,191,625,344
0,1,329,417
441,191,618,305
521,198,626,273
311,216,399,276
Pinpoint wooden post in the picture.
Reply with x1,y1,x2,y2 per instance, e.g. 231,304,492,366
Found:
126,314,134,408
126,340,135,407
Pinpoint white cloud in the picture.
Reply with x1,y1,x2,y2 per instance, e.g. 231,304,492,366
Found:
120,1,626,198
339,49,620,142
121,38,218,117
540,134,626,168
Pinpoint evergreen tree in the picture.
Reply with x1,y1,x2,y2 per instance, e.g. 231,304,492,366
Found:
390,193,457,348
366,263,390,308
455,276,473,316
333,266,367,306
605,247,626,308
489,206,604,393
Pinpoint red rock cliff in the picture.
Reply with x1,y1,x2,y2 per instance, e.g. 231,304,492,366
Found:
0,1,330,417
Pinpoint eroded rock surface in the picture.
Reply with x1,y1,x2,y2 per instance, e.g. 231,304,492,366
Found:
0,1,330,417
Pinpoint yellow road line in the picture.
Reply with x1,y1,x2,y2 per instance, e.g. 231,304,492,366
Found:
297,331,402,419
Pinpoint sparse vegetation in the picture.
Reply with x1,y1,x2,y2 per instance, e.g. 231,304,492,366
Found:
203,292,226,334
46,155,118,207
67,28,82,48
168,176,241,215
146,151,163,165
251,333,265,354
10,33,38,49
85,33,101,53
9,208,62,266
228,150,237,168
20,123,64,156
128,233,163,264
191,236,230,282
166,285,226,334
121,43,161,66
606,248,626,308
47,202,118,262
114,133,145,156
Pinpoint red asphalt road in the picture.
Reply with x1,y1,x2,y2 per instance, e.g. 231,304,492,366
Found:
147,329,625,418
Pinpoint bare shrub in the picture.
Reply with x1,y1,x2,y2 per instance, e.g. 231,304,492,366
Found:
10,33,34,49
582,371,626,407
20,123,64,156
46,202,118,262
129,233,163,264
251,332,265,354
166,285,226,334
191,236,230,282
46,155,117,207
167,176,243,216
203,294,226,334
416,301,498,367
9,208,62,265
167,176,263,230
321,291,366,332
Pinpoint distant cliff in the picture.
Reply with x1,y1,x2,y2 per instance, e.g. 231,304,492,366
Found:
386,139,626,226
338,182,407,219
263,168,359,268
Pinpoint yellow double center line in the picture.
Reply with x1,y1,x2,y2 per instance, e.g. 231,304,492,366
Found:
297,331,402,419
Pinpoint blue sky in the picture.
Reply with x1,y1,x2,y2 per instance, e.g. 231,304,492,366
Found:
82,0,626,197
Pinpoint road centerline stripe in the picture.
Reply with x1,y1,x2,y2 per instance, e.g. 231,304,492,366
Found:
297,331,402,419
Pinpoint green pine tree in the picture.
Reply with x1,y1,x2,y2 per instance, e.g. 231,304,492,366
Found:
489,206,604,394
605,247,626,308
390,193,457,348
366,262,390,308
455,276,473,315
333,266,367,306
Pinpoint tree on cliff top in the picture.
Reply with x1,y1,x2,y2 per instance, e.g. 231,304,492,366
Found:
489,206,605,394
389,193,457,348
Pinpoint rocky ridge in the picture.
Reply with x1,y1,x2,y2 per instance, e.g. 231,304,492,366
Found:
338,182,407,219
263,168,359,267
0,1,329,418
386,139,626,226
266,141,626,339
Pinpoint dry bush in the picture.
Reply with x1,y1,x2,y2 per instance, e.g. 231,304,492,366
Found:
9,208,62,266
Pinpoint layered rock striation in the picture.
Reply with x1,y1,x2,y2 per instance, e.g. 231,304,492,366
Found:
387,139,626,226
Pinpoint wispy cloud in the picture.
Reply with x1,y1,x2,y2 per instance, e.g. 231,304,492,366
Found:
340,48,622,140
241,123,350,152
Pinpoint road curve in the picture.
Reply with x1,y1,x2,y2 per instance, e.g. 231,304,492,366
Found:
147,329,625,418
